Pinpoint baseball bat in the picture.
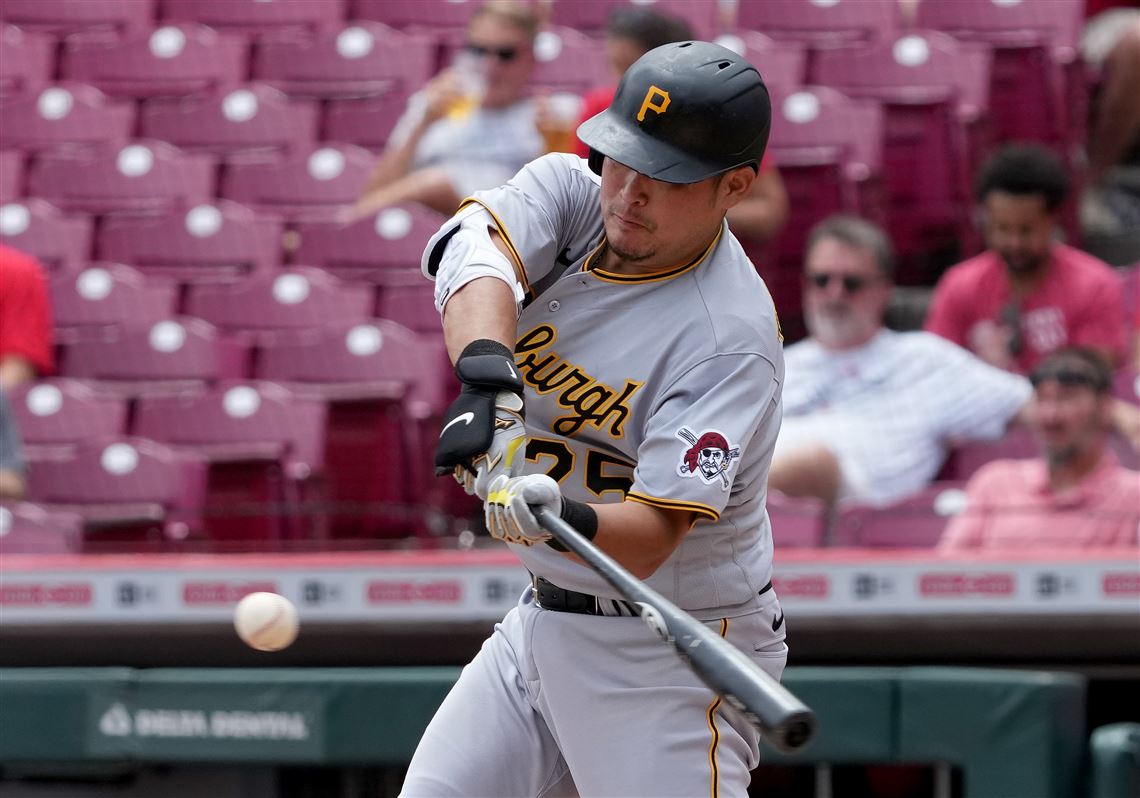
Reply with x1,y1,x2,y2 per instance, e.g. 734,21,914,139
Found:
532,507,816,753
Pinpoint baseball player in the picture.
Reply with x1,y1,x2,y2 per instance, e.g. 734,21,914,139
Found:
404,41,786,797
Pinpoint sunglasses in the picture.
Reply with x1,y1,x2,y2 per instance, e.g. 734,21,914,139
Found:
805,272,873,293
1029,368,1109,393
464,42,520,62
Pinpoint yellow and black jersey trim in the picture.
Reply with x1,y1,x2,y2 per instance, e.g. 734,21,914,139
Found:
626,491,720,523
706,617,729,797
458,196,533,301
585,227,722,285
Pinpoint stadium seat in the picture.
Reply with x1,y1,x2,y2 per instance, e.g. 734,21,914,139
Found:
58,317,250,396
26,437,210,551
61,23,247,99
0,200,94,272
139,84,319,160
916,0,1083,147
735,0,900,50
831,482,968,548
813,31,993,271
713,32,808,94
0,502,83,554
350,0,475,31
292,204,447,280
252,21,434,100
220,143,375,221
0,24,53,99
939,427,1038,482
8,379,129,461
255,320,452,538
766,490,827,548
375,273,440,334
159,0,346,37
51,263,179,342
184,267,374,338
0,0,155,36
322,90,411,150
529,27,610,94
0,150,22,203
550,0,719,40
97,201,283,284
0,84,135,154
27,140,216,215
134,382,329,544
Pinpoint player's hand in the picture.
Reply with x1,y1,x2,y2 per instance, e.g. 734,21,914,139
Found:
453,391,526,498
485,474,560,546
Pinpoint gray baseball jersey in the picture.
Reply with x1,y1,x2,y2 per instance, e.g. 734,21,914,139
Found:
404,153,787,798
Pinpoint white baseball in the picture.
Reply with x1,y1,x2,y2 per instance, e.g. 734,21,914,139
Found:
233,592,299,652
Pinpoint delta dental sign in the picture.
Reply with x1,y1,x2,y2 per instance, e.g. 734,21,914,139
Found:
99,703,312,741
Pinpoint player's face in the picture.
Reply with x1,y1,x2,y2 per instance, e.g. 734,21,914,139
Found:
465,15,535,109
1031,379,1111,465
982,191,1056,276
599,159,751,270
802,238,891,350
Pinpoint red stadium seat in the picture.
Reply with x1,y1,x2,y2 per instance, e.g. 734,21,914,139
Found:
139,84,319,160
375,273,440,334
0,84,135,155
8,379,129,461
813,31,993,273
134,382,329,544
0,25,53,99
220,143,375,221
0,0,155,36
831,482,968,548
0,150,22,203
0,200,94,272
323,90,411,150
184,267,374,338
550,0,719,40
159,0,346,37
50,264,179,342
252,21,434,100
61,23,247,99
292,204,447,280
0,502,83,554
531,27,611,94
351,0,475,31
98,201,283,284
27,140,215,215
766,490,827,548
735,0,900,50
939,427,1038,482
916,0,1083,148
59,317,250,395
27,437,210,551
713,32,809,94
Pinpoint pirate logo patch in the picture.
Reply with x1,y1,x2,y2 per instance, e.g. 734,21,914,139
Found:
676,427,740,489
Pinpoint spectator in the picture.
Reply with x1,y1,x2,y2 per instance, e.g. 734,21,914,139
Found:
573,6,789,243
940,348,1139,550
355,0,544,217
0,391,27,499
925,145,1127,374
0,244,53,390
769,215,1034,507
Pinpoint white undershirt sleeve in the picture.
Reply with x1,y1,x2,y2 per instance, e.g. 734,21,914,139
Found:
423,205,526,317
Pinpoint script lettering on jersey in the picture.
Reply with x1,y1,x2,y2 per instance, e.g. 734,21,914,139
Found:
516,325,642,438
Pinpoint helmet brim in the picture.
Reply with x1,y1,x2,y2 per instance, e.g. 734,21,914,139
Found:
576,107,731,185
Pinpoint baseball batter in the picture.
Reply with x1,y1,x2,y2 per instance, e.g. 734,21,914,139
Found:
403,42,786,797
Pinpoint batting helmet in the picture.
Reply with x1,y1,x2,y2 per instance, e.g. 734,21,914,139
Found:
577,40,771,184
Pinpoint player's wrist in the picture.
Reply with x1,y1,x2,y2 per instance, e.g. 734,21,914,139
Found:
546,498,597,551
455,339,524,399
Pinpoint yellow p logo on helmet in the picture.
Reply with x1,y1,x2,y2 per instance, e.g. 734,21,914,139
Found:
636,85,671,122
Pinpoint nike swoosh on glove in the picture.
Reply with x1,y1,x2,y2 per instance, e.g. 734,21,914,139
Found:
485,474,561,546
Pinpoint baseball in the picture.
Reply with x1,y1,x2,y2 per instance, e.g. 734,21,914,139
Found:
233,592,299,652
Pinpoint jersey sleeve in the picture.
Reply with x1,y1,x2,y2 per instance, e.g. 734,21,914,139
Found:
628,352,780,522
459,153,601,296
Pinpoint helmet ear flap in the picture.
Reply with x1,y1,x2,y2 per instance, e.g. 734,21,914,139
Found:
587,148,605,177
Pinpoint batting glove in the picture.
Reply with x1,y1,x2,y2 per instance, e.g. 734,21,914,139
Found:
434,340,527,500
485,474,561,546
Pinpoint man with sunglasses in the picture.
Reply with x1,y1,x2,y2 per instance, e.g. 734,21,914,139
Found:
403,41,787,797
940,348,1138,550
355,0,543,216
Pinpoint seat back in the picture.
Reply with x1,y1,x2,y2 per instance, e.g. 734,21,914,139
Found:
832,482,968,548
220,143,375,220
292,204,446,278
550,0,718,40
0,503,82,554
9,379,129,448
0,25,54,99
736,0,899,48
51,263,178,334
0,200,94,272
0,83,135,154
160,0,346,37
714,32,809,94
0,0,155,36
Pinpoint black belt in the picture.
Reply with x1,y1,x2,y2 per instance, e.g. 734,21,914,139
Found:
532,575,773,617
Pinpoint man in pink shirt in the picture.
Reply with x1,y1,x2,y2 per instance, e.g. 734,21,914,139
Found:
926,145,1127,375
940,348,1139,551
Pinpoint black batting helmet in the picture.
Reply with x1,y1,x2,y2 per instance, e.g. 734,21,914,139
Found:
577,40,771,184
